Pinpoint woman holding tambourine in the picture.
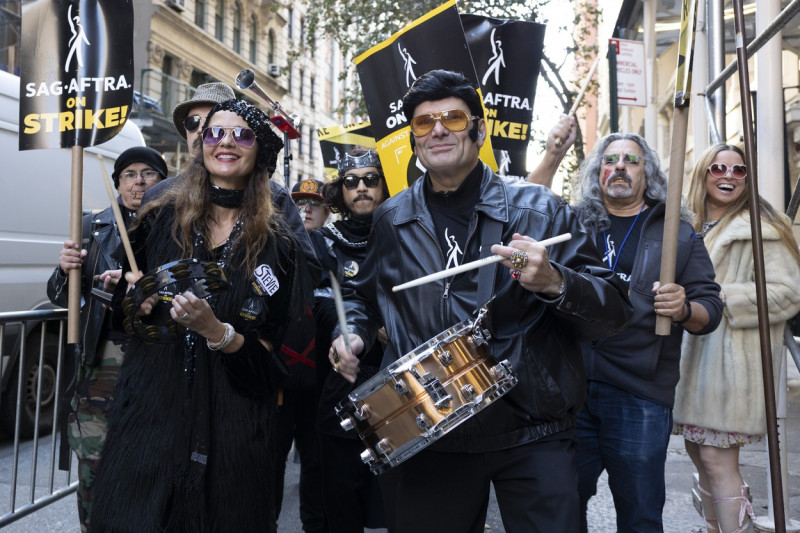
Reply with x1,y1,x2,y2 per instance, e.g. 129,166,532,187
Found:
90,100,304,533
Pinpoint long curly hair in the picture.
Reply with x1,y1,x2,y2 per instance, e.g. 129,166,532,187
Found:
573,132,689,233
137,100,288,274
688,143,800,265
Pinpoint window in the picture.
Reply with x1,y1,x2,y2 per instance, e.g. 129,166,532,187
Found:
195,0,205,29
287,8,293,40
215,0,224,42
232,2,241,53
298,125,304,156
299,69,304,101
310,76,315,109
162,54,174,104
287,66,292,92
249,15,258,64
267,29,275,65
300,17,305,44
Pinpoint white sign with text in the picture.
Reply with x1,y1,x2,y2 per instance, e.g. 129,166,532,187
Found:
610,38,646,108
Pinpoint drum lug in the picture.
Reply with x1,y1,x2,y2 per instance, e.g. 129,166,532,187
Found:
360,448,376,464
353,404,371,421
416,413,432,431
472,328,491,347
437,349,453,367
376,438,393,454
490,359,513,378
421,374,452,409
393,378,409,395
461,383,476,400
339,417,354,432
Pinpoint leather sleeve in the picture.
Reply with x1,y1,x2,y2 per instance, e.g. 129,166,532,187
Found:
542,200,634,341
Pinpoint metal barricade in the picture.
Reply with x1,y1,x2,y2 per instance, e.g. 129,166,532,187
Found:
0,309,76,528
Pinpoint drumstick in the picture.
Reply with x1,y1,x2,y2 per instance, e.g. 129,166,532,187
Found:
96,154,140,276
329,272,353,356
555,56,602,147
392,233,572,293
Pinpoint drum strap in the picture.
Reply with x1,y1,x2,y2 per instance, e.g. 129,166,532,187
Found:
477,217,502,308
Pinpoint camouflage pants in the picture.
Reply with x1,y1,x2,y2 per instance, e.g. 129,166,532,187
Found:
66,340,123,533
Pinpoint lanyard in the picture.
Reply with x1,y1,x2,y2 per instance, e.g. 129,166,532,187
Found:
602,204,644,272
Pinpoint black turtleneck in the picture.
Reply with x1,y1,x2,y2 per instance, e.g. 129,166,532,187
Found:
424,162,483,269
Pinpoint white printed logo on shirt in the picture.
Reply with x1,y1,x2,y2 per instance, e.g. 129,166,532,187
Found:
445,227,463,269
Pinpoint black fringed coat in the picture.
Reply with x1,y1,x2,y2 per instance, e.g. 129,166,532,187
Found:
90,204,300,533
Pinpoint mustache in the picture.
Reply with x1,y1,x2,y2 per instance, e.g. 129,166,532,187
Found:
353,194,374,202
607,172,631,184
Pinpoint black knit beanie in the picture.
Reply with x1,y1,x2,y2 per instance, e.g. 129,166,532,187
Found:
112,146,169,188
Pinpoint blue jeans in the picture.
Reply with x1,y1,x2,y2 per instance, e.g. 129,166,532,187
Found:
575,380,672,533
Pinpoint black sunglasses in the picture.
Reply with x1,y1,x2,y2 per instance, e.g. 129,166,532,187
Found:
342,173,381,190
183,115,206,133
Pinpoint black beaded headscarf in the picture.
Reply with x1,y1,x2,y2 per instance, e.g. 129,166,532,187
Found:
203,99,284,174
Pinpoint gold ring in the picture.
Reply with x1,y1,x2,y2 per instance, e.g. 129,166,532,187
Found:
332,349,340,363
511,250,528,269
180,312,190,320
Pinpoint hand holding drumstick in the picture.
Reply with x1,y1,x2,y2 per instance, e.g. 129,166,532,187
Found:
554,55,601,147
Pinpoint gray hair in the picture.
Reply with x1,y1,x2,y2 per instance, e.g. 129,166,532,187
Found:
573,132,689,233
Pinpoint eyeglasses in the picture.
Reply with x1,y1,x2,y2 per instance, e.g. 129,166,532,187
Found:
202,126,257,148
409,109,480,137
183,115,206,133
295,198,323,210
120,169,161,182
602,153,641,165
342,172,382,190
707,163,747,180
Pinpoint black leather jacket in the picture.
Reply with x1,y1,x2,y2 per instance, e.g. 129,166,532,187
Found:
342,164,633,452
47,201,124,365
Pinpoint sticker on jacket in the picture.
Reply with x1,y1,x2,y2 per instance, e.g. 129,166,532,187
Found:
240,297,263,321
343,260,359,278
254,264,280,295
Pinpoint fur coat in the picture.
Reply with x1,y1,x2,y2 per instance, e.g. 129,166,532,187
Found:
673,212,800,435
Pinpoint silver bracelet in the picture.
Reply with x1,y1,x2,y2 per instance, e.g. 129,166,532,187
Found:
207,322,236,351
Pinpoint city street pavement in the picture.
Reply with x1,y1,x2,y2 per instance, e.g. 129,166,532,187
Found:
4,362,799,532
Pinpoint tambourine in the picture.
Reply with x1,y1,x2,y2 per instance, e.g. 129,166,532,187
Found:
122,258,230,343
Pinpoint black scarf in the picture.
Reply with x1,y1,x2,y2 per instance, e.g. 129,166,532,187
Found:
324,216,373,250
209,183,246,208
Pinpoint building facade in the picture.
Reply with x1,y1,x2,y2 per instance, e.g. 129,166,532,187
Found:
1,0,353,188
132,0,352,187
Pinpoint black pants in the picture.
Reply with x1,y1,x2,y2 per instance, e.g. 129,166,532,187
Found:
389,437,579,533
274,387,326,533
318,432,388,532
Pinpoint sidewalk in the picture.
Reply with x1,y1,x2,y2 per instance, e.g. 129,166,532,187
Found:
5,362,797,532
484,359,800,532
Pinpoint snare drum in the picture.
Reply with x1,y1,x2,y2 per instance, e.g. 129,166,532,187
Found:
336,309,517,474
